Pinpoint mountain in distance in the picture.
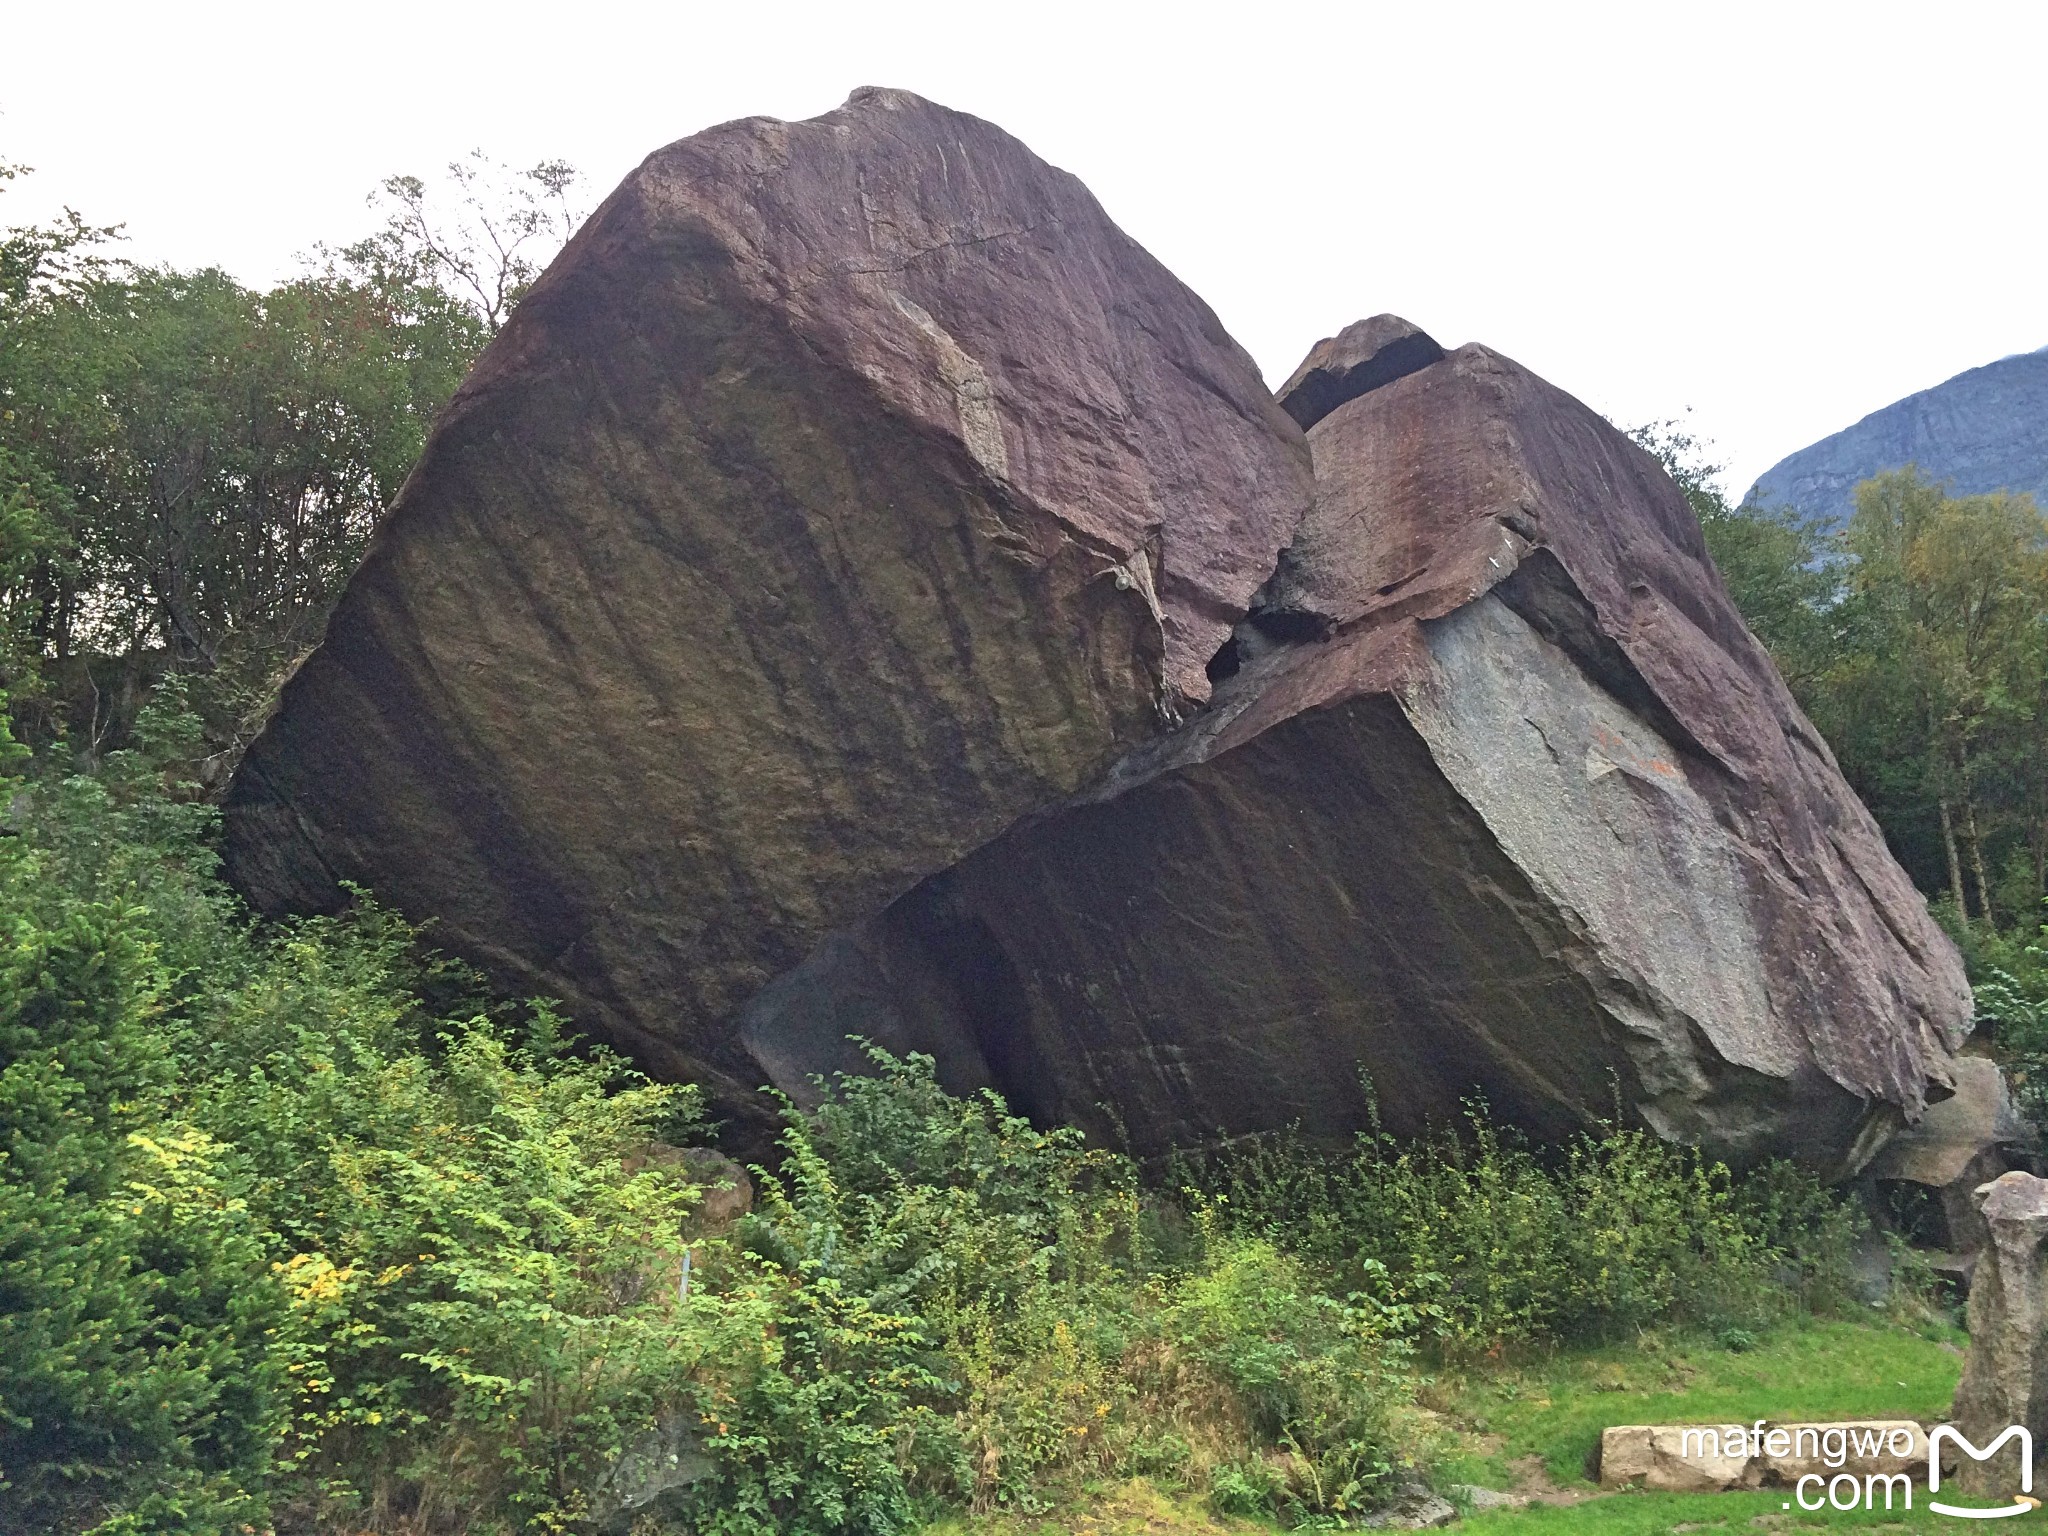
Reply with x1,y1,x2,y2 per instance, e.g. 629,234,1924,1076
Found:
1746,344,2048,527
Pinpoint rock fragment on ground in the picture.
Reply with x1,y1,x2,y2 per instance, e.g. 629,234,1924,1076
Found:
626,1143,754,1233
588,1412,714,1531
1599,1421,1925,1492
1451,1483,1527,1510
1361,1482,1458,1528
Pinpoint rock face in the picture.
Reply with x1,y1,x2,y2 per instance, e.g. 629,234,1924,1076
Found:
1273,314,1445,432
751,334,1969,1165
1748,346,2048,528
1951,1171,2048,1493
1866,1055,2037,1266
223,88,1311,1129
223,91,1970,1170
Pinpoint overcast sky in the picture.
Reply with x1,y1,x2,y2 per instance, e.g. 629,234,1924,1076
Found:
8,1,2045,497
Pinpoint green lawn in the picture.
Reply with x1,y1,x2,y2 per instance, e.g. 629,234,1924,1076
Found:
917,1478,1274,1535
926,1482,2029,1536
923,1315,1979,1534
1435,1313,1967,1486
1463,1486,2026,1533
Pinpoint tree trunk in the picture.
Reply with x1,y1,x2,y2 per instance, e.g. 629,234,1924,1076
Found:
151,567,218,672
2032,797,2047,924
1964,793,1994,927
1941,797,1970,922
2032,744,2048,920
2034,824,2046,919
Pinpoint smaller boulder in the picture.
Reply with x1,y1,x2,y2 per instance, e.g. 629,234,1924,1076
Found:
625,1144,755,1235
1598,1420,1924,1492
1275,314,1445,430
1867,1056,2036,1263
1360,1482,1457,1528
1950,1171,2048,1493
1759,1422,1924,1486
1599,1425,1756,1492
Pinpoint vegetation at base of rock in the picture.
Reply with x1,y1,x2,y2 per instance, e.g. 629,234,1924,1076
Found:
0,698,1875,1533
1182,1116,1863,1357
919,1315,1973,1534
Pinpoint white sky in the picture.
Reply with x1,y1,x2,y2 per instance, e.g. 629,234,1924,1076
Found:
8,1,2046,497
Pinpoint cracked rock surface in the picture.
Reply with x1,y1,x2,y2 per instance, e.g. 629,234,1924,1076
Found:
223,91,1969,1168
754,339,1970,1168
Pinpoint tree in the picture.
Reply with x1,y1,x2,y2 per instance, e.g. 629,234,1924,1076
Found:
1,263,483,751
1627,419,1839,688
1774,470,2048,926
335,151,586,335
0,150,587,768
0,155,504,762
0,161,118,727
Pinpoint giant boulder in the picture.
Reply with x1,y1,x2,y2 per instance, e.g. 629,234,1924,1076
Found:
758,330,1970,1166
222,88,1312,1131
224,92,1971,1169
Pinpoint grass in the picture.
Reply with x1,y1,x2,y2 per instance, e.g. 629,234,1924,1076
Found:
1433,1313,1967,1487
922,1314,1975,1534
1462,1486,2023,1532
916,1478,1279,1534
924,1481,2030,1536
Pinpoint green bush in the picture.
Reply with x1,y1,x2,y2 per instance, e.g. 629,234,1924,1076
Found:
1964,900,2048,1125
0,799,280,1533
710,1050,1426,1531
1168,1230,1414,1523
0,699,1869,1533
267,1018,707,1531
1185,1105,1864,1358
4,716,728,1534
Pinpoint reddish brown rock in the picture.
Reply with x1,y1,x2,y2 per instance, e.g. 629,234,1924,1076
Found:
222,89,1311,1132
1242,338,1971,1155
224,90,1968,1172
1274,313,1445,431
756,333,1969,1167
